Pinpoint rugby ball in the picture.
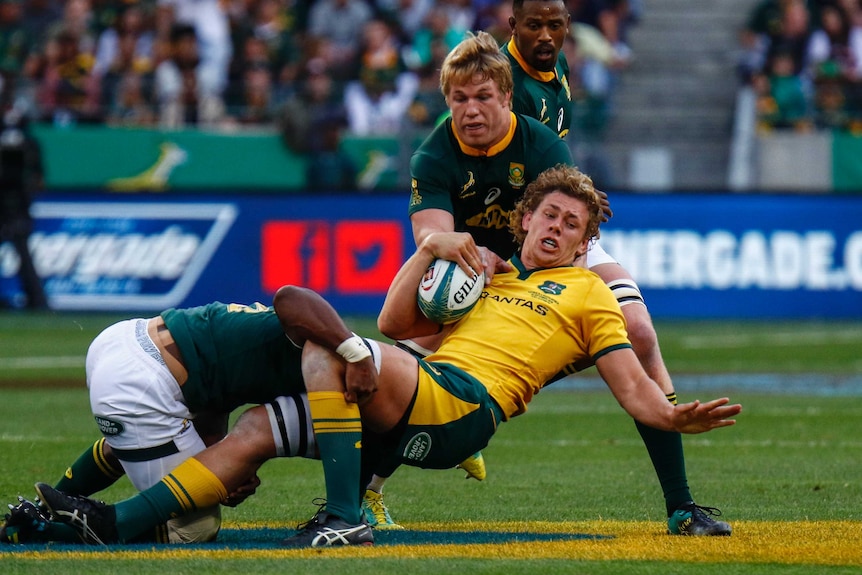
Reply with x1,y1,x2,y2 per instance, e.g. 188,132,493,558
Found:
417,258,485,324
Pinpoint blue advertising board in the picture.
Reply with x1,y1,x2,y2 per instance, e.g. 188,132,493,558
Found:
1,192,860,318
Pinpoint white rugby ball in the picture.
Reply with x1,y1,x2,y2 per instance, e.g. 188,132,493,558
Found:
417,258,485,324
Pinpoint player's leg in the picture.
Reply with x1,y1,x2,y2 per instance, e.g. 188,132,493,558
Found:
588,245,731,536
36,396,315,544
52,438,126,497
283,339,416,547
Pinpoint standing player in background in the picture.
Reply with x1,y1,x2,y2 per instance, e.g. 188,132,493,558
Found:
358,28,575,529
502,0,731,535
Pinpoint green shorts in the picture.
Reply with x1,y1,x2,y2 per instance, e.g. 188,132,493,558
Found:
394,360,504,470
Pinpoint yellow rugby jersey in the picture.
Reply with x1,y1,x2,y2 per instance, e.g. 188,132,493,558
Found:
425,255,631,420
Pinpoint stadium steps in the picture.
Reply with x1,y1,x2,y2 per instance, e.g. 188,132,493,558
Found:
600,0,755,190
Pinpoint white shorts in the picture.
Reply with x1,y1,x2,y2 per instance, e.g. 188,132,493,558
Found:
86,318,206,491
586,241,618,268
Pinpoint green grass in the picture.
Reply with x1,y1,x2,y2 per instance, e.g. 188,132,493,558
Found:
1,312,861,383
0,313,860,573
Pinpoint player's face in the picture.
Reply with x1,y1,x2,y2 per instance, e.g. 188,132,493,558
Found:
519,191,591,269
446,74,513,150
510,0,570,73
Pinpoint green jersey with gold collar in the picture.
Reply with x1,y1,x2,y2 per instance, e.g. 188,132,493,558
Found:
503,38,572,139
409,112,572,259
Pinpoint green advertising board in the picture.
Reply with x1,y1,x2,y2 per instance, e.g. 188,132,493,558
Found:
31,124,308,191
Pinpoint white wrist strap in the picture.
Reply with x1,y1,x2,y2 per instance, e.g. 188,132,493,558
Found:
335,334,371,363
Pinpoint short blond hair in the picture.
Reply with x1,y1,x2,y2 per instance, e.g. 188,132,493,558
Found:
509,165,602,248
440,31,514,99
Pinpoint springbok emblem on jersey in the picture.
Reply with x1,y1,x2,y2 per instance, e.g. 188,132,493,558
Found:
539,98,548,123
459,171,476,198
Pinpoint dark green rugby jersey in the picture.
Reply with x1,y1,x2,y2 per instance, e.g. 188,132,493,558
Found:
161,302,304,413
408,112,573,259
502,38,572,138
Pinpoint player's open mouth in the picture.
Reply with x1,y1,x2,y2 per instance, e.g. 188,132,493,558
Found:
542,238,558,248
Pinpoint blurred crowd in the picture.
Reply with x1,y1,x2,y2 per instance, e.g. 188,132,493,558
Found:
0,0,636,155
739,0,862,132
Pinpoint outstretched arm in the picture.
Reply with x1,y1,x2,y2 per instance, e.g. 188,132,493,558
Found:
596,348,741,433
273,285,377,404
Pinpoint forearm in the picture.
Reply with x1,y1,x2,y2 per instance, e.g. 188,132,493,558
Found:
378,241,439,339
273,285,355,349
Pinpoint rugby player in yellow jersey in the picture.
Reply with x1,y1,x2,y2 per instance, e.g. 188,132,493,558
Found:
285,164,741,547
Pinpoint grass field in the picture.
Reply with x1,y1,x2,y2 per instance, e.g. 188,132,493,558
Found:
1,312,861,574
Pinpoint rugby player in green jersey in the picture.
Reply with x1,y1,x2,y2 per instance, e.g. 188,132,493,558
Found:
503,0,734,536
29,166,740,548
3,287,377,545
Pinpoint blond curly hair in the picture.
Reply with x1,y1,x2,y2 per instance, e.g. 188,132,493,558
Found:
509,165,603,248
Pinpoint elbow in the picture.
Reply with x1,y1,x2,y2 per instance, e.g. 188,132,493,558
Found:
273,284,311,324
377,311,408,341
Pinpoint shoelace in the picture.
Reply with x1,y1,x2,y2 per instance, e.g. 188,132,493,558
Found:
690,504,724,519
295,497,328,531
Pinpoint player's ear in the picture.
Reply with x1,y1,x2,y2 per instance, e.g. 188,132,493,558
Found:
521,210,533,232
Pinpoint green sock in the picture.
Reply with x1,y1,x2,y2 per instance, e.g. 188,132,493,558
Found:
634,393,693,516
114,457,227,542
54,438,125,496
309,391,363,524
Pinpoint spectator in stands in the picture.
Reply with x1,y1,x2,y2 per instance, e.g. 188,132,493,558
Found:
227,61,276,125
738,0,813,83
105,68,156,126
567,0,636,65
754,47,814,131
158,0,232,97
564,32,612,188
438,0,477,33
404,8,466,72
36,26,101,124
806,1,862,127
375,0,434,42
21,0,62,42
153,23,225,127
0,0,38,99
44,0,97,56
482,1,516,45
92,3,154,79
306,0,373,81
277,58,355,189
99,24,156,126
343,18,418,136
231,0,302,100
406,34,449,127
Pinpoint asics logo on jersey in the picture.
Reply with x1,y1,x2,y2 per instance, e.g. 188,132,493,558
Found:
459,171,476,198
484,188,501,205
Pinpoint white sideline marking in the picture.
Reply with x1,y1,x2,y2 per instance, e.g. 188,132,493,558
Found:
0,356,84,369
681,329,862,349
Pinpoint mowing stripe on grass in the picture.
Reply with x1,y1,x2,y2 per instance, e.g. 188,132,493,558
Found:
680,329,862,349
0,356,84,369
3,521,859,566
